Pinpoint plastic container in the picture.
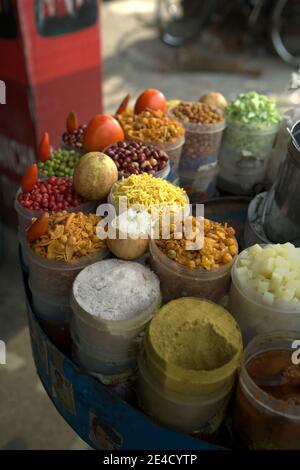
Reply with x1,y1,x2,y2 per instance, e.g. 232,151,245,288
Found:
70,260,161,375
232,331,300,450
179,162,219,201
29,280,72,323
218,119,280,195
24,238,109,298
149,238,235,303
71,322,137,376
138,352,233,436
70,296,160,373
170,110,226,171
138,298,243,436
148,136,185,174
15,188,97,232
228,249,300,345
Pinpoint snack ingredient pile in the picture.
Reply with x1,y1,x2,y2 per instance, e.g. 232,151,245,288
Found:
156,217,237,270
31,211,106,261
112,173,187,214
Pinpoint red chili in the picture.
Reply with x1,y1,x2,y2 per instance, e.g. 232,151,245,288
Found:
38,132,51,162
21,163,38,193
66,111,79,133
115,94,131,115
27,212,49,242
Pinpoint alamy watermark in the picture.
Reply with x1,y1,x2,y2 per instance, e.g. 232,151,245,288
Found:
291,340,300,365
96,201,205,250
0,340,6,365
0,80,6,105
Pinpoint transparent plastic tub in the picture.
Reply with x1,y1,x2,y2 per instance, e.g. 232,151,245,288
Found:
29,280,72,323
179,162,219,201
218,119,280,195
138,298,242,436
70,260,161,373
169,106,225,171
71,327,138,402
15,188,97,232
23,237,109,298
138,352,233,436
228,248,300,345
71,322,136,376
232,331,300,450
149,238,236,303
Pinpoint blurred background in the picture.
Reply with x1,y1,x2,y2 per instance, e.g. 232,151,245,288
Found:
0,0,299,449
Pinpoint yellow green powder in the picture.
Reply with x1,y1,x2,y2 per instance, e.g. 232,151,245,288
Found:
149,297,242,372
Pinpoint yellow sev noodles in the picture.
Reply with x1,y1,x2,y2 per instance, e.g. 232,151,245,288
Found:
112,173,187,214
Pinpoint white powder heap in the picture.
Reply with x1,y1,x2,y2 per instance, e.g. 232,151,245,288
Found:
73,259,161,321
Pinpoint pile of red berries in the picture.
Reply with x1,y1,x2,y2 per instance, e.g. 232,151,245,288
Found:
18,176,86,212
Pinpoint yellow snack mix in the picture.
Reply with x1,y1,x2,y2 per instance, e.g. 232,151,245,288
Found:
112,173,187,214
116,109,185,143
31,211,106,261
155,217,238,270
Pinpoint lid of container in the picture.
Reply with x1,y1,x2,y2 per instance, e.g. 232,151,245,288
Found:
71,259,161,330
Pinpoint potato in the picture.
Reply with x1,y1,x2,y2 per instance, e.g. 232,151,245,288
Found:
263,292,274,306
237,243,300,306
199,92,227,111
107,229,149,260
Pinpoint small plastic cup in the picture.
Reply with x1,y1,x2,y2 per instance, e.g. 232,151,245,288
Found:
15,188,98,232
228,248,300,345
149,238,236,303
169,106,225,171
232,331,300,450
218,119,280,195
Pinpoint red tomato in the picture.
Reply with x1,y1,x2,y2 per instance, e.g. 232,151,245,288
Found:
134,89,167,114
83,114,124,152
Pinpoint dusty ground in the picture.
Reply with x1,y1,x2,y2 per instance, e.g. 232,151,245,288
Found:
0,0,295,450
